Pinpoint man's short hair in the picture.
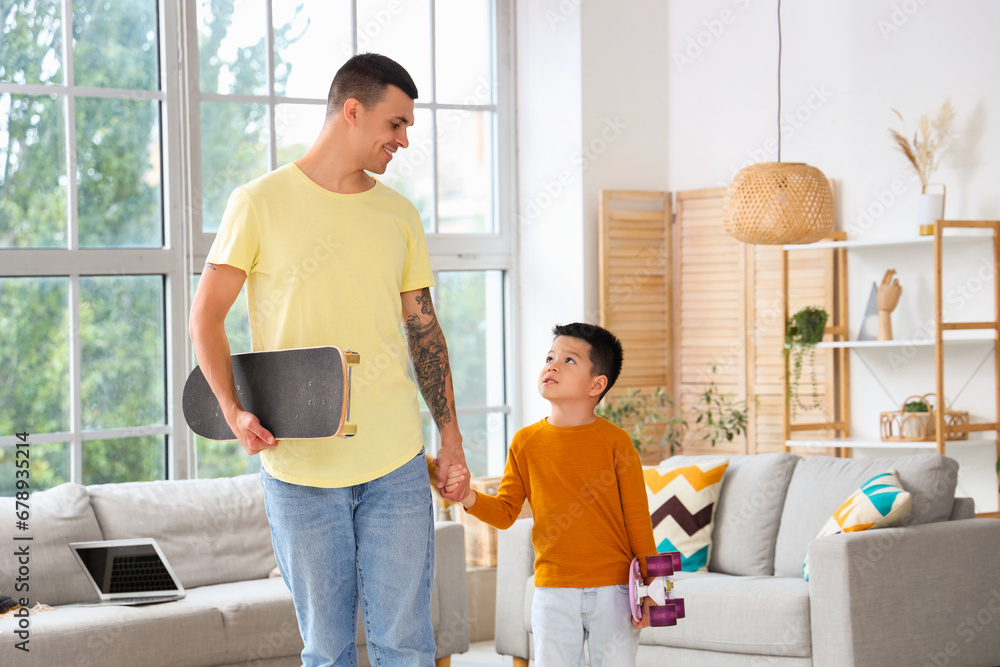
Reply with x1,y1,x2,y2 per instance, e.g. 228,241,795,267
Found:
552,322,624,401
326,53,418,119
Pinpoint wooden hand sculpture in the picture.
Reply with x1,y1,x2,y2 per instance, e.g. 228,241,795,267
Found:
876,269,902,341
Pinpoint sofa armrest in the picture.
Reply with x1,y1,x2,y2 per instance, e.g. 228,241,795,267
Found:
433,521,470,659
495,518,535,660
809,519,1000,667
951,496,975,520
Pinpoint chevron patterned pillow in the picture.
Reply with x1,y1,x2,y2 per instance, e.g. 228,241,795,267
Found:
643,458,729,572
802,469,912,581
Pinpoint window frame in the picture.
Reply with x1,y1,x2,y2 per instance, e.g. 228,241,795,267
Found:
0,0,189,481
181,0,518,476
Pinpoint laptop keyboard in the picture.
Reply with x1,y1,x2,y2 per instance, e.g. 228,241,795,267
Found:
109,554,175,593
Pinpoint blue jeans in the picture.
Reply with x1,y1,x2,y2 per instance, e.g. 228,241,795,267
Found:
531,585,640,667
261,450,435,667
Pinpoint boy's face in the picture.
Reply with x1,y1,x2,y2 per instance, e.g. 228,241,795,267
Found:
538,336,607,403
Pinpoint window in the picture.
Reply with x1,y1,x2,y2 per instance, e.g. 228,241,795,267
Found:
189,0,513,478
0,1,513,491
0,1,177,493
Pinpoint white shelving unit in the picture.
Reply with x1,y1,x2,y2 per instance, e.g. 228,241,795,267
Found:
785,435,997,450
814,329,995,349
781,223,1000,511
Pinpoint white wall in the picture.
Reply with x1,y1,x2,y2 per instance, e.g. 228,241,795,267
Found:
516,1,1000,510
516,0,671,422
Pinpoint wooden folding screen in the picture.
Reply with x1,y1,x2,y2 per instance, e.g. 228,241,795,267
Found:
673,189,749,455
597,190,674,400
597,186,839,458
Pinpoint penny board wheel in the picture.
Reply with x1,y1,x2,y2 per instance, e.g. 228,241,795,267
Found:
646,553,676,577
672,597,686,619
649,604,678,627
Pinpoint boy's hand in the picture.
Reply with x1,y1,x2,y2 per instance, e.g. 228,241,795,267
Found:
632,596,655,630
435,443,471,501
442,462,467,494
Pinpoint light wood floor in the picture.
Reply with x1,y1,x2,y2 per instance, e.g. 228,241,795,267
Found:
450,640,516,666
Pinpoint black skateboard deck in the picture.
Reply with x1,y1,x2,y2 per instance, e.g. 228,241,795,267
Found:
183,346,360,441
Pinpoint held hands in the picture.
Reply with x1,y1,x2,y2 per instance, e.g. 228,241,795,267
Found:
435,443,471,502
436,459,471,506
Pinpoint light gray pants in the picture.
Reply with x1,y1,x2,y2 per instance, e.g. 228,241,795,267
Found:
532,585,640,667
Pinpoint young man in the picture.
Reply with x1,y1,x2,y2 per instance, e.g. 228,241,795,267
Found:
454,323,658,666
189,53,469,666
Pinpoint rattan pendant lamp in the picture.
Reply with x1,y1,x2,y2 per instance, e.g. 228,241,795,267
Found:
722,0,834,245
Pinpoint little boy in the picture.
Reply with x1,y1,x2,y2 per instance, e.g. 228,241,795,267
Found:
452,323,658,666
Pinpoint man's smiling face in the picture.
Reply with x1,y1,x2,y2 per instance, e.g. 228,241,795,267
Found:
354,84,413,174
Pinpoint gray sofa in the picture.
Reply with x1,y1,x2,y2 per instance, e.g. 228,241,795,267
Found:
0,474,469,666
494,452,1000,666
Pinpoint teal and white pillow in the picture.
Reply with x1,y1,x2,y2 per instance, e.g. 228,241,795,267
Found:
803,469,912,580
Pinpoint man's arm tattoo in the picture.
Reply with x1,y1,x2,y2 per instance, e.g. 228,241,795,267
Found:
405,288,453,428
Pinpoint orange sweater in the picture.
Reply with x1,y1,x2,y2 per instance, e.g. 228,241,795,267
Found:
466,417,657,587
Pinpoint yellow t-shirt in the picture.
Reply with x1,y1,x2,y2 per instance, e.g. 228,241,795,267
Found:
206,163,434,487
466,417,658,587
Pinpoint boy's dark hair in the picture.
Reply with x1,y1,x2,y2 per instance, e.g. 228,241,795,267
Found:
326,53,418,118
552,322,624,401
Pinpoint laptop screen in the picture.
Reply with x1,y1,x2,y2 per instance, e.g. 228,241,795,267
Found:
71,540,183,597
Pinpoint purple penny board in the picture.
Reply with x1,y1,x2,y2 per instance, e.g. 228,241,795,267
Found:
183,346,358,441
629,553,685,627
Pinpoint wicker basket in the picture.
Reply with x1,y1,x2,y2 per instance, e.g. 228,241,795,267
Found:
723,162,835,245
879,394,969,441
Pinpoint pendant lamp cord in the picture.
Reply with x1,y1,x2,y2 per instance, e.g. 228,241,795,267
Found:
777,0,782,162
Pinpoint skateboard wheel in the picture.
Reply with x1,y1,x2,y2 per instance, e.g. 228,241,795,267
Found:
649,604,678,627
671,597,686,619
646,553,675,577
669,552,682,571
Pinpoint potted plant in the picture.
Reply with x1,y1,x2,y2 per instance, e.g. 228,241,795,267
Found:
689,363,751,448
597,365,752,455
902,397,931,439
785,306,828,418
596,388,686,454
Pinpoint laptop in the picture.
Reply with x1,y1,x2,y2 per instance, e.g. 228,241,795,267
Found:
68,538,186,606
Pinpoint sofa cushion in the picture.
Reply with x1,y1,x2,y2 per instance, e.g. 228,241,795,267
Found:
773,454,957,577
522,573,811,658
802,469,912,580
0,598,228,666
88,474,275,589
644,458,728,572
706,452,799,576
0,482,103,606
645,572,811,658
183,578,302,664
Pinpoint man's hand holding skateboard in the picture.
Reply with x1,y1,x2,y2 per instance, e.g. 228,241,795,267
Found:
228,409,276,456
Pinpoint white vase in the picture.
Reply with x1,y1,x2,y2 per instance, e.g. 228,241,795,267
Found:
917,192,945,233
